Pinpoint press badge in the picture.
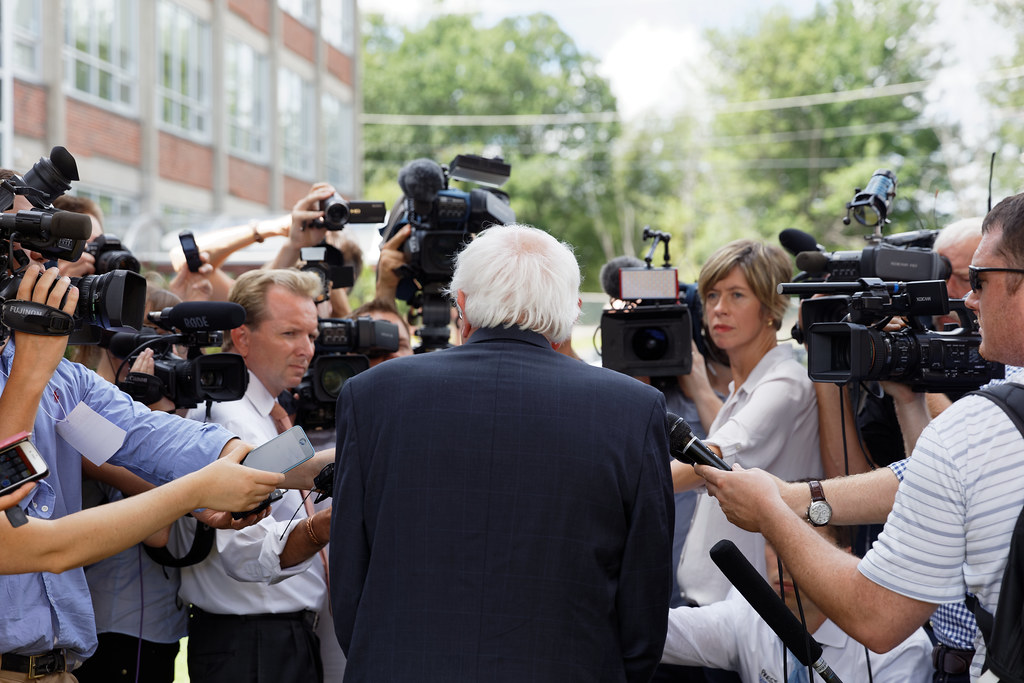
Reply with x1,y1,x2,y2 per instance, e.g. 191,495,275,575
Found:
55,402,127,465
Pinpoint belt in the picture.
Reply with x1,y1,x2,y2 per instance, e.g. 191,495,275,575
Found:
932,644,975,675
190,605,319,630
0,650,69,678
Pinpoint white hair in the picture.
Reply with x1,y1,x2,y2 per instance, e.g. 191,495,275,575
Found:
934,216,983,252
446,224,581,343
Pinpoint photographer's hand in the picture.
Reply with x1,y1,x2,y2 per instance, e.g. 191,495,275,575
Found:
376,224,412,302
168,251,216,302
3,264,79,434
269,183,335,269
57,252,96,278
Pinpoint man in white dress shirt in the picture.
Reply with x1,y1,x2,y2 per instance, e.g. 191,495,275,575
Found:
174,269,333,683
663,526,932,682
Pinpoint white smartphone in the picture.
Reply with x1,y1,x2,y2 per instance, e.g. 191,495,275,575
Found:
242,425,315,474
0,431,49,498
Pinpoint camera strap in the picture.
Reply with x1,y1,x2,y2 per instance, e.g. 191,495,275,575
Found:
0,300,74,336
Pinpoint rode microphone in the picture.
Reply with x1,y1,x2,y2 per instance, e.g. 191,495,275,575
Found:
710,540,844,683
599,255,645,300
665,412,731,471
779,228,823,257
148,301,246,333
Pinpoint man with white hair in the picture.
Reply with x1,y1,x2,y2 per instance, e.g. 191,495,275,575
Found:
329,223,675,682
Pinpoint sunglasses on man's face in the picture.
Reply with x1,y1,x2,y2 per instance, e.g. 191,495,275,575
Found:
968,265,1024,293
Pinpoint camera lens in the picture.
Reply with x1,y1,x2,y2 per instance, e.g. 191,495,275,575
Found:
94,250,141,274
632,327,669,361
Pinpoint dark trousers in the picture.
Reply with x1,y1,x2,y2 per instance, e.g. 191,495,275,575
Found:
74,632,179,683
186,608,322,683
650,663,742,682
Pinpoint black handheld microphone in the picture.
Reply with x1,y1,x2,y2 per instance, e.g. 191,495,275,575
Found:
149,301,246,332
710,540,844,683
665,412,731,471
599,255,645,300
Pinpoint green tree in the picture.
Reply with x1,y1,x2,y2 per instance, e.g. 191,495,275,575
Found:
692,0,950,254
361,12,623,282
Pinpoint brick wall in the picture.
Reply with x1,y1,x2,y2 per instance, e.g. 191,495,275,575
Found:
283,12,315,61
326,45,353,84
229,155,271,205
66,99,142,165
283,175,313,208
13,81,47,139
158,131,213,189
228,0,270,33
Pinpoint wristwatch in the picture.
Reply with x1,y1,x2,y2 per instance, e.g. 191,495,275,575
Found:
806,480,832,527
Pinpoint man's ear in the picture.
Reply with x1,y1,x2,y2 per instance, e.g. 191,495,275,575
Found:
231,325,250,356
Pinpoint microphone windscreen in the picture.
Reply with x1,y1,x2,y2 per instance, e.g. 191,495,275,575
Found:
779,228,820,256
161,301,247,332
48,146,80,182
710,540,823,667
665,412,695,457
48,210,93,240
599,255,645,299
397,159,445,203
795,251,830,274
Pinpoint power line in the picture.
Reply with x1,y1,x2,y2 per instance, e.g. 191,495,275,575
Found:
360,64,1024,126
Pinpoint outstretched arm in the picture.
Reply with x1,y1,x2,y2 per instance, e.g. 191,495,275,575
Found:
0,448,282,575
697,463,935,652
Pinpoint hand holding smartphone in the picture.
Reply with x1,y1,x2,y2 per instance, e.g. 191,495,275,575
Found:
231,426,315,519
178,230,203,273
0,432,49,528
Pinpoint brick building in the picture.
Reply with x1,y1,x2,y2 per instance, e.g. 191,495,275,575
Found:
0,0,361,263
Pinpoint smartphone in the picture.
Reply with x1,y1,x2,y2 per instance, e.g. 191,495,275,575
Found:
178,230,202,273
242,426,315,474
0,432,49,498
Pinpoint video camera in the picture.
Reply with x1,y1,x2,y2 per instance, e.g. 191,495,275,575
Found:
300,243,354,303
85,234,140,274
600,227,703,379
380,154,515,351
110,301,249,409
312,193,386,231
293,316,400,431
779,277,1003,392
788,170,950,285
0,147,147,345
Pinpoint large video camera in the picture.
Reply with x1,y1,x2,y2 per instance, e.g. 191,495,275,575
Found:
380,154,515,351
293,316,400,431
789,170,949,284
600,227,701,378
110,301,249,409
0,147,147,345
780,277,1003,392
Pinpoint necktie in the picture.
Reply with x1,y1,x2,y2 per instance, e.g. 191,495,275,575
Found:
270,400,293,434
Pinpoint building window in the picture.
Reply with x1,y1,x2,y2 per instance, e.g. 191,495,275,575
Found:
157,1,211,140
225,40,269,161
74,187,139,241
11,0,41,76
279,0,316,27
64,0,136,111
279,67,314,179
322,92,354,192
322,0,355,54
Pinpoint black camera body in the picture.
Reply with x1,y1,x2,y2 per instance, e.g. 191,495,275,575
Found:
315,194,387,231
294,316,400,431
600,228,705,378
782,278,1003,392
85,234,140,274
112,302,249,409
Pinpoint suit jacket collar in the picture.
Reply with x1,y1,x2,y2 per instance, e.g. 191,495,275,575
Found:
464,325,551,349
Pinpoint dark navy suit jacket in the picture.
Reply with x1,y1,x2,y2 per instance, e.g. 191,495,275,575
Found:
330,326,674,682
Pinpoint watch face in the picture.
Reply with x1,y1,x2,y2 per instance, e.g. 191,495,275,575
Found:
808,501,832,526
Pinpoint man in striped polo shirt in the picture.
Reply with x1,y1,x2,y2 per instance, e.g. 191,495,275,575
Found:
697,191,1024,682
